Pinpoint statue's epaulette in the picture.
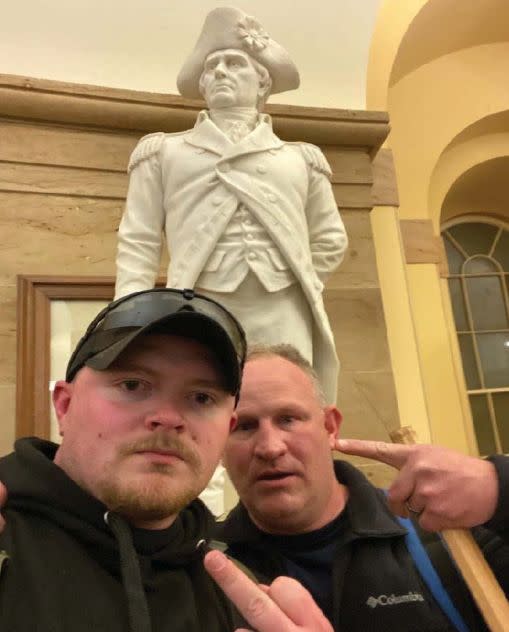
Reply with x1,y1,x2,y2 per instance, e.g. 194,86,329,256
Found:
290,142,332,180
127,132,166,173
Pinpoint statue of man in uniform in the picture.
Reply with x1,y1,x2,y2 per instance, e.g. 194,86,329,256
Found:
115,6,347,405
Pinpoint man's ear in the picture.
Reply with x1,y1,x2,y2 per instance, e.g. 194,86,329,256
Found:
323,406,343,449
52,381,74,437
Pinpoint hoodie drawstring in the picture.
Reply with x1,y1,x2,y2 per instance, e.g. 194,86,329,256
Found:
105,512,152,632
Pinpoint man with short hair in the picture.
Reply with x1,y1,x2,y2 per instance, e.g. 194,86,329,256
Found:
218,344,509,631
0,291,332,632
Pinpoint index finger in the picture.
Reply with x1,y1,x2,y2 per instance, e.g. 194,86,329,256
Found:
335,438,413,469
204,550,293,631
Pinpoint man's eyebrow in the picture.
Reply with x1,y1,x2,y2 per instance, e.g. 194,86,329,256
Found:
105,362,157,377
189,378,228,391
108,364,223,384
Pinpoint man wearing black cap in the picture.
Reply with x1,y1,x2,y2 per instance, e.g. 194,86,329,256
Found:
0,289,332,632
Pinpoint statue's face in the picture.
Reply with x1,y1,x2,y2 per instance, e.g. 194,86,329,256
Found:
200,49,264,109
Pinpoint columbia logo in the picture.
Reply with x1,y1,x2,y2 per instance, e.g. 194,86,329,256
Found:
366,592,424,608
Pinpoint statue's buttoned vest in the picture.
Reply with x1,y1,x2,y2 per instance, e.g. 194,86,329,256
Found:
197,202,296,293
196,119,295,294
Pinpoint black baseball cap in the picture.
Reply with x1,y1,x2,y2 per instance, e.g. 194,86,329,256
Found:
65,288,246,398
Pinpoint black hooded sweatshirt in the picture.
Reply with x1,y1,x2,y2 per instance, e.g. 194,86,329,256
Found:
0,438,238,632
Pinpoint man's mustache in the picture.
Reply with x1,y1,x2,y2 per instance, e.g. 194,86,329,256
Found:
119,433,201,470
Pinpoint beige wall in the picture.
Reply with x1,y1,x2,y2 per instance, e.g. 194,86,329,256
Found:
0,0,381,109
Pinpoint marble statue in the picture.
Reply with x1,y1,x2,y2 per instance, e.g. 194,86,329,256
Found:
115,6,348,405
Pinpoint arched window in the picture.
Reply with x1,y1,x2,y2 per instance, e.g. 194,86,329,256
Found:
442,219,509,455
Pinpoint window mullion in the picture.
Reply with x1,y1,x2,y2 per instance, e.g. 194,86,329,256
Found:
486,392,503,454
461,276,486,390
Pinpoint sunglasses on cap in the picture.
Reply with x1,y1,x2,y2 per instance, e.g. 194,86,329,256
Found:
65,288,247,397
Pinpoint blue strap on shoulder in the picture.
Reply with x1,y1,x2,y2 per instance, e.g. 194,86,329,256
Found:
396,515,470,632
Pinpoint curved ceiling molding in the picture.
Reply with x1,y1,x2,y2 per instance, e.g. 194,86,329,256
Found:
429,111,509,227
449,110,509,145
440,157,509,224
366,0,427,109
367,0,509,107
390,0,509,87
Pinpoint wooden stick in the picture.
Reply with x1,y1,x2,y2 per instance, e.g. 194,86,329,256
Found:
389,426,509,632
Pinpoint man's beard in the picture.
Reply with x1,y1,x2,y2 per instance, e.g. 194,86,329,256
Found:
98,433,204,523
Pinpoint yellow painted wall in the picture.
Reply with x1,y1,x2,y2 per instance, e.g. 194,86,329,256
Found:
405,265,470,450
366,0,428,111
388,44,509,221
370,206,430,442
430,127,509,229
366,0,509,453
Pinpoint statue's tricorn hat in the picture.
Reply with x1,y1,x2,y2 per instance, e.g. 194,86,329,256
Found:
177,6,300,99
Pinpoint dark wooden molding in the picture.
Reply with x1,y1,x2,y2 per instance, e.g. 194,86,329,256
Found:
0,73,390,154
16,275,116,438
